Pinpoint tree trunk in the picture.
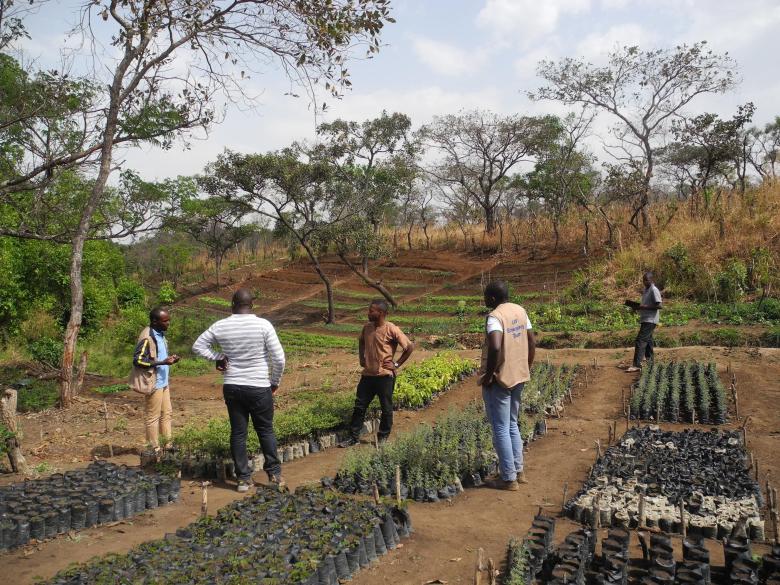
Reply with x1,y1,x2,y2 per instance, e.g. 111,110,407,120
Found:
362,255,369,276
553,221,560,253
583,220,590,256
215,252,223,288
484,205,496,234
422,222,431,250
300,241,335,323
60,52,130,408
1,388,28,474
497,219,504,252
338,252,397,308
406,223,414,250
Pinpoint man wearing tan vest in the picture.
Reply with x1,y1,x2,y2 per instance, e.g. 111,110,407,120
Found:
479,280,535,491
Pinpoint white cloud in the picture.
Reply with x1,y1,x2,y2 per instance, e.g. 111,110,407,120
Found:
412,37,489,76
477,0,591,43
576,23,656,61
514,47,559,78
599,0,632,8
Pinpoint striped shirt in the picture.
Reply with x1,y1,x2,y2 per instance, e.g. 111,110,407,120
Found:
192,314,286,387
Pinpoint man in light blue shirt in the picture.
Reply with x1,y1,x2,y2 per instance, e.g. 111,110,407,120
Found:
132,308,180,450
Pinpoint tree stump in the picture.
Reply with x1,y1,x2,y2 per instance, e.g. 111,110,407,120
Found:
1,387,28,474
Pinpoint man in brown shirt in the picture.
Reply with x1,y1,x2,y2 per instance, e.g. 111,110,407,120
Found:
339,299,414,447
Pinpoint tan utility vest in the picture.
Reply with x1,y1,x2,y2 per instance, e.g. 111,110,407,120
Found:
129,326,158,395
479,303,531,388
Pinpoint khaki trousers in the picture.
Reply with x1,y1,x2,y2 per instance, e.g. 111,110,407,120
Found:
144,386,172,448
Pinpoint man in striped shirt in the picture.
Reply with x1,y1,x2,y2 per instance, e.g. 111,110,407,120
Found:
192,288,286,492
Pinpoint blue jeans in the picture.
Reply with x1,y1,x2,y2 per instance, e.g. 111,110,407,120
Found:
482,382,524,481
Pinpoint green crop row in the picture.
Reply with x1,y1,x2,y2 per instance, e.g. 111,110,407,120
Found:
630,361,727,424
198,296,231,308
173,354,475,454
277,330,358,351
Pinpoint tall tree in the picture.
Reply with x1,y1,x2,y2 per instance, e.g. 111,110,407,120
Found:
421,110,557,233
317,111,414,274
1,1,393,406
200,147,366,324
169,190,257,287
747,117,780,182
659,104,755,203
531,41,738,232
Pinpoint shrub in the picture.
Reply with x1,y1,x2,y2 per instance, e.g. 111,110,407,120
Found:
27,337,63,368
716,258,748,303
763,325,780,347
157,280,177,305
116,278,147,308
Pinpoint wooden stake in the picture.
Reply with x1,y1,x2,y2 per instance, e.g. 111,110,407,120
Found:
679,500,687,539
201,481,209,516
372,482,381,505
584,369,589,388
638,492,647,528
75,351,88,396
474,547,485,585
750,452,755,472
606,424,613,446
731,383,739,420
103,400,110,433
488,558,497,585
595,440,602,459
612,421,618,445
755,458,760,482
562,482,569,512
0,388,28,474
395,465,402,505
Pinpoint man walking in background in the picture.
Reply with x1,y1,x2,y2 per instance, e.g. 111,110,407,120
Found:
625,272,663,373
192,288,286,492
480,280,535,491
130,308,180,452
339,299,414,448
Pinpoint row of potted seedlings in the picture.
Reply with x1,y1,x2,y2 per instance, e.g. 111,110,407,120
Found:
0,460,178,552
168,354,476,481
564,427,764,538
506,514,763,585
40,485,412,585
326,402,498,503
629,361,728,424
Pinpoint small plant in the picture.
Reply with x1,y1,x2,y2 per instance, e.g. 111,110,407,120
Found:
157,280,177,304
33,461,56,475
93,383,129,395
504,538,530,585
114,417,129,432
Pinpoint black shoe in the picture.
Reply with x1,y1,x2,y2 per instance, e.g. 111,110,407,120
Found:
377,435,389,445
338,437,358,448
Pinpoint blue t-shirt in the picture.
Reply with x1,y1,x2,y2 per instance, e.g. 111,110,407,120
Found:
152,328,169,389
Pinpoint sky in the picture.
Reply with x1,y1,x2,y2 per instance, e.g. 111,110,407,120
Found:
18,0,780,181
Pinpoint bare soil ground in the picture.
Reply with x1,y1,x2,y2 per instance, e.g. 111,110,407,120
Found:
4,249,780,584
5,347,779,584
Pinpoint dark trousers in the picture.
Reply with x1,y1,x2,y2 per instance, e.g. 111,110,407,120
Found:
223,384,281,481
633,322,657,367
348,375,395,441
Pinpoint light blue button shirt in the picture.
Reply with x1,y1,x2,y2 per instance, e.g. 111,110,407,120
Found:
151,328,169,389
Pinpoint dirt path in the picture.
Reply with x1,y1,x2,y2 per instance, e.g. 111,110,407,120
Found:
9,347,779,584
